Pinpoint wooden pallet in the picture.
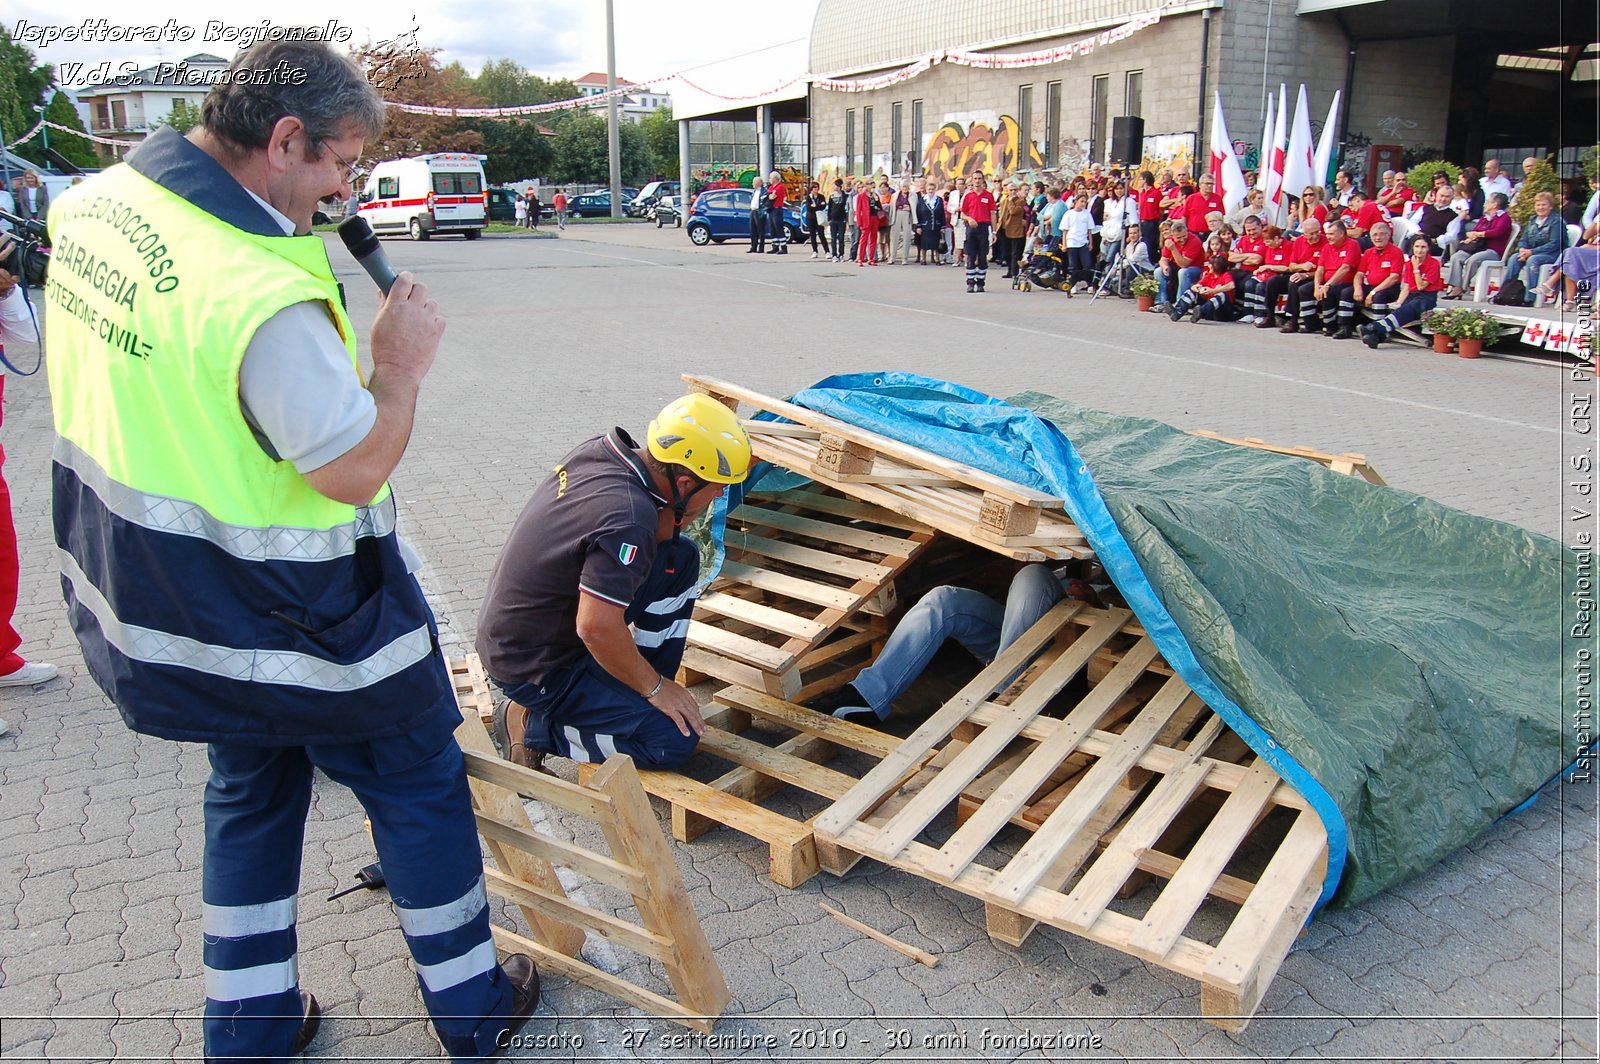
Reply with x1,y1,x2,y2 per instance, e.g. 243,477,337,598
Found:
809,601,1329,1031
1190,430,1387,485
681,487,936,701
448,656,730,1031
685,374,1092,562
582,684,925,889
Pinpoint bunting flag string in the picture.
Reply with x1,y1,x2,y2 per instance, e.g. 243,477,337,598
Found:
4,118,131,153
387,9,1162,116
815,11,1160,92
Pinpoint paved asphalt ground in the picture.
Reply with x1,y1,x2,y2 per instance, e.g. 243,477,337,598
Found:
0,219,1595,1062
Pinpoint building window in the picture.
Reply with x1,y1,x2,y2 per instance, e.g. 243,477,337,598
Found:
1090,75,1109,164
912,99,924,174
1125,70,1143,117
111,99,127,129
1018,84,1033,163
863,105,874,174
892,102,903,176
845,109,856,175
1045,82,1061,169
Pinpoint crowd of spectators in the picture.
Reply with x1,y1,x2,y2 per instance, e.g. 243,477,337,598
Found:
735,152,1595,333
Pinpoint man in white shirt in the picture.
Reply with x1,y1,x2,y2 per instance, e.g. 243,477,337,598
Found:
1481,159,1512,203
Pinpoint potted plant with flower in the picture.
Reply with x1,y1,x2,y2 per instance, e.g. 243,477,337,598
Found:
1422,307,1459,354
1449,308,1503,359
1130,273,1160,312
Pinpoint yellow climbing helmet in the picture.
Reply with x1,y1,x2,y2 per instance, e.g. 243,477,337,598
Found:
646,393,753,485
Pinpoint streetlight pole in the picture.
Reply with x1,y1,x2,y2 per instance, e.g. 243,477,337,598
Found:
605,0,622,219
33,106,49,155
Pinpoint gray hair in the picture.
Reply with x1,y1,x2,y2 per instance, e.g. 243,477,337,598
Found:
201,39,384,153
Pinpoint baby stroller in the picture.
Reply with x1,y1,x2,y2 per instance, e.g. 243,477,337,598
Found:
1017,244,1073,294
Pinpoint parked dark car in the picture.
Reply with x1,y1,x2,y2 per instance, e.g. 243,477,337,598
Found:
685,187,808,246
567,188,642,218
486,188,519,223
627,180,680,217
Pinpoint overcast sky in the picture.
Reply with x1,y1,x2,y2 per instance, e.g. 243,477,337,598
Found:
8,1,821,92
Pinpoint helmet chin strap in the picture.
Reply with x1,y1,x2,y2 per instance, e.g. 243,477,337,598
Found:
662,471,692,576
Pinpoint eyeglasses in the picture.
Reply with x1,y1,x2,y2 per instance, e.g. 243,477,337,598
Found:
319,141,362,186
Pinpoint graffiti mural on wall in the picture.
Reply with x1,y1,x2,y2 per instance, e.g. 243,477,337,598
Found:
922,115,1043,181
690,164,808,199
1136,133,1197,179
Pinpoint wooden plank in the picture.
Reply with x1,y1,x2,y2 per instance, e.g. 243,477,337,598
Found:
979,493,1041,537
452,716,587,958
935,650,1171,879
763,488,934,532
1201,810,1329,1030
696,726,859,800
724,530,895,582
678,644,801,700
1052,723,1226,929
742,420,821,438
460,750,614,822
483,867,671,960
832,469,965,488
729,505,922,556
813,434,876,476
636,768,816,848
694,592,828,641
491,926,714,1034
473,810,645,894
713,685,902,759
713,561,859,611
870,609,1133,858
1130,758,1283,958
586,756,733,1020
687,374,1064,508
814,599,1086,837
684,620,795,672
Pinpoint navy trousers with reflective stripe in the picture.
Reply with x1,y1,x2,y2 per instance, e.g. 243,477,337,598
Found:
203,707,514,1062
496,537,700,770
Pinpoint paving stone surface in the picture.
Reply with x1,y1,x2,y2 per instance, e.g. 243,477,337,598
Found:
0,222,1594,1062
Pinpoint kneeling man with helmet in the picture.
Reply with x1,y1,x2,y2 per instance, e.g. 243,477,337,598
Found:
478,394,752,770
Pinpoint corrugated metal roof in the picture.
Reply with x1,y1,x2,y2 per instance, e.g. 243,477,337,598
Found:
809,0,1164,75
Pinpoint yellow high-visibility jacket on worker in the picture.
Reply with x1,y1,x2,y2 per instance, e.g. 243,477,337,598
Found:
46,126,450,744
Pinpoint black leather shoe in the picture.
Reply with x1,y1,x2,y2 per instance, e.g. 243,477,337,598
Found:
489,954,542,1057
291,991,321,1055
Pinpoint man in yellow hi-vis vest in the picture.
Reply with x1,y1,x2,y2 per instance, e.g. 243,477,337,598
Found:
47,40,537,1061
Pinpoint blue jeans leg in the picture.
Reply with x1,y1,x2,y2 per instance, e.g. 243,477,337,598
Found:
1176,266,1201,303
850,564,1063,717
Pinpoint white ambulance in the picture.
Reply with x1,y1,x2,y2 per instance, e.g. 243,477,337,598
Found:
357,153,489,240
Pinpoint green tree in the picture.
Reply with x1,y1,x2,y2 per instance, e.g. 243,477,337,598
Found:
549,112,609,182
637,106,678,180
0,27,51,164
43,91,97,168
474,118,553,184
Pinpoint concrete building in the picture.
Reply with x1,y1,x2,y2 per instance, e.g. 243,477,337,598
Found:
74,54,229,153
807,0,1589,189
572,72,673,123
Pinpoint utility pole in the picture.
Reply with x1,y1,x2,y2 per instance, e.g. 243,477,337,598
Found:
606,0,622,219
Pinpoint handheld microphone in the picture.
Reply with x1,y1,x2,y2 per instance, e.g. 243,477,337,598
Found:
337,216,398,294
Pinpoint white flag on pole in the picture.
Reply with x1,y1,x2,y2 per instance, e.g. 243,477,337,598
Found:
1312,90,1342,193
1283,84,1316,209
1210,93,1250,213
1266,85,1288,224
1255,93,1276,194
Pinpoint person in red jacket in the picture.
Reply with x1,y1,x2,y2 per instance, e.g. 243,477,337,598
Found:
1153,219,1205,311
1363,234,1444,347
960,172,996,292
1135,170,1165,260
1313,219,1364,338
1182,174,1227,237
1279,223,1327,333
1245,225,1294,327
1169,254,1236,322
765,170,788,255
1352,221,1405,313
854,178,879,267
1340,189,1387,247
